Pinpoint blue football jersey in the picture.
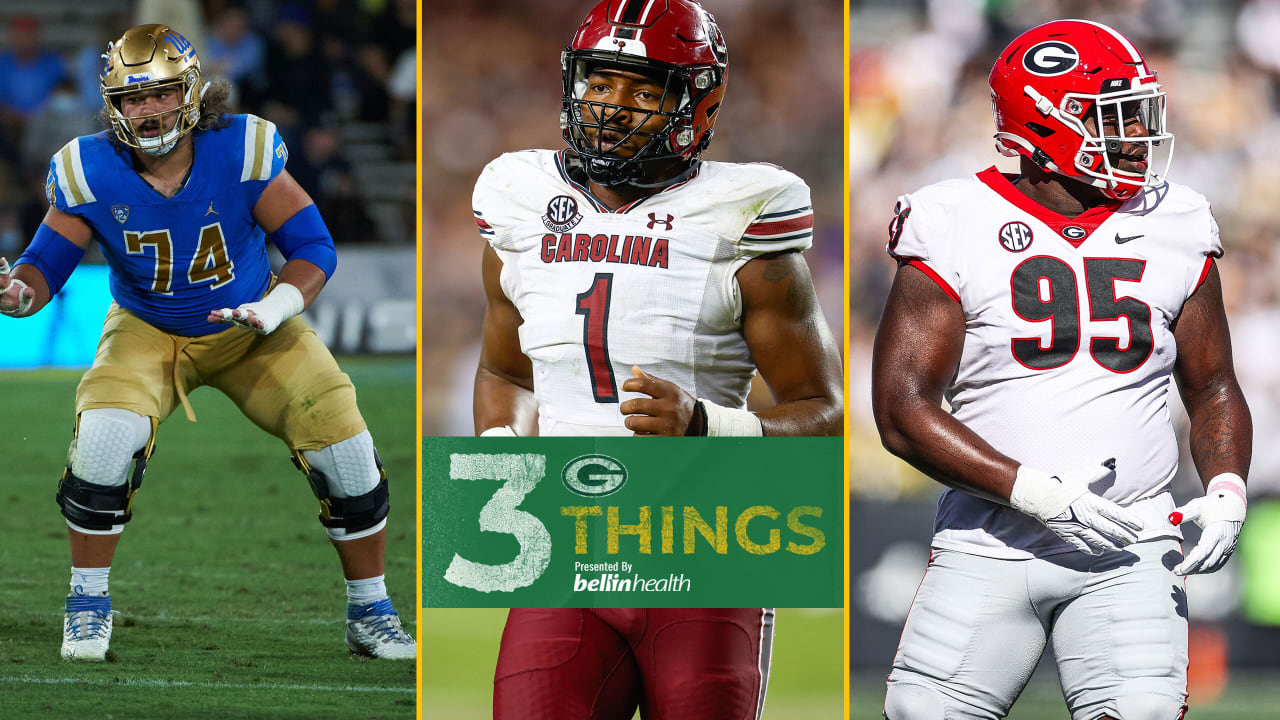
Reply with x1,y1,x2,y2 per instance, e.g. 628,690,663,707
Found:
45,114,288,336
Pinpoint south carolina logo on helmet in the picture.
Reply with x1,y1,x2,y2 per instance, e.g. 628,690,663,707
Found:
101,24,204,157
989,19,1174,200
561,0,728,187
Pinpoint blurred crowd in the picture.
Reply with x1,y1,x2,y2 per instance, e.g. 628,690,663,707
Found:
421,0,845,434
850,0,1280,502
0,0,416,259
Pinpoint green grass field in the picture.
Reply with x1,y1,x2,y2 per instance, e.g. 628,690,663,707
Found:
420,608,843,719
0,358,416,720
851,671,1280,718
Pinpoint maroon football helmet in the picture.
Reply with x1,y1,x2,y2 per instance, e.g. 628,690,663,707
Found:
561,0,728,186
989,19,1173,200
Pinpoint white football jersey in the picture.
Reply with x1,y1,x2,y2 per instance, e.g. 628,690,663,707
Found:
475,149,813,436
888,167,1222,558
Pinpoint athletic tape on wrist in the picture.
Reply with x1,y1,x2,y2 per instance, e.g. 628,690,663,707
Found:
479,426,517,437
1,277,33,316
697,399,763,437
1206,472,1247,507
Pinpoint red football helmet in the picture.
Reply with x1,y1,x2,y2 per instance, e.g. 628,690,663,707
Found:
989,19,1173,200
561,0,728,186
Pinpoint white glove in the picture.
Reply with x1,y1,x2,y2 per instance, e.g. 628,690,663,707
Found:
479,426,517,437
1171,473,1247,575
209,282,305,335
1011,460,1145,555
0,257,34,317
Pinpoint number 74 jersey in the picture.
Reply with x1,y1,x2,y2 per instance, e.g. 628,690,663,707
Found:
474,149,814,436
45,114,286,336
887,167,1222,557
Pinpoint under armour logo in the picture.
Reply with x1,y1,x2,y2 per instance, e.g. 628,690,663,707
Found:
205,202,218,216
647,213,674,231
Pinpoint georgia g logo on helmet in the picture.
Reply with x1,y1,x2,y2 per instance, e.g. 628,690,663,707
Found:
1022,41,1080,76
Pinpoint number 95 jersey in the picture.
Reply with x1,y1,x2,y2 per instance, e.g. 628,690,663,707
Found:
887,167,1222,558
474,149,814,436
46,114,285,336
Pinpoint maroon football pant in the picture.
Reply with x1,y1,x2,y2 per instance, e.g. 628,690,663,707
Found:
493,608,775,720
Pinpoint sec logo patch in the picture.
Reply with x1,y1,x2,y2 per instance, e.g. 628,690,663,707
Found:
999,221,1034,252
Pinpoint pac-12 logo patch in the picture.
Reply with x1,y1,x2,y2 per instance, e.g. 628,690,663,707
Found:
999,221,1033,252
562,454,627,497
543,195,583,232
111,205,130,224
1023,41,1080,76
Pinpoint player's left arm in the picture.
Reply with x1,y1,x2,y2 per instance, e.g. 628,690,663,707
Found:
1170,262,1253,575
734,250,843,435
209,169,334,333
621,251,843,436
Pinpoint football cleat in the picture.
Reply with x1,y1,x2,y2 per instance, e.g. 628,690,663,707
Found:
61,593,113,662
346,598,415,660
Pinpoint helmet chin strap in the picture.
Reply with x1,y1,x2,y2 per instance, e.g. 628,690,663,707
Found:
582,153,697,190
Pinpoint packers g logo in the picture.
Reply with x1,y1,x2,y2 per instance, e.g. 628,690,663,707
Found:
1023,41,1079,76
562,454,627,497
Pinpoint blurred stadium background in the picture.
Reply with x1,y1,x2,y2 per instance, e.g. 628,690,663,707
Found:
850,0,1280,717
0,1,416,717
420,0,845,436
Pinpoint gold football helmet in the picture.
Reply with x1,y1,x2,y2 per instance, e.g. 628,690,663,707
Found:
101,24,203,156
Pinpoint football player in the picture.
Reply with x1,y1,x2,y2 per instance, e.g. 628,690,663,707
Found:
0,25,414,662
471,0,842,718
873,20,1251,720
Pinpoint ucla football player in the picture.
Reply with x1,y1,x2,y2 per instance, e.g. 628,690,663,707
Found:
0,25,414,661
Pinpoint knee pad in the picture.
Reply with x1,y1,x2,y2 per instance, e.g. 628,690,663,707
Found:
57,409,155,534
293,430,388,541
1113,694,1187,720
883,681,948,720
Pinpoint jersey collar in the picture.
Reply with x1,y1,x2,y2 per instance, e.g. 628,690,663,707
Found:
976,166,1122,248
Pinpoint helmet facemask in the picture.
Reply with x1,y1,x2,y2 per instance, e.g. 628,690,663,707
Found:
561,49,721,187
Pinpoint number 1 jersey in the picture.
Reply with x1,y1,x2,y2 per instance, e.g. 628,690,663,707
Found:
888,167,1222,559
474,149,814,436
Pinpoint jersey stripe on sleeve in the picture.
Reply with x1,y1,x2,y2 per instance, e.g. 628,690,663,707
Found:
744,205,813,242
54,139,96,207
474,210,494,237
240,115,277,182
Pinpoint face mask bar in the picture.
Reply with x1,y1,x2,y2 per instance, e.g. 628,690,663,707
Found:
561,49,712,186
1021,82,1174,195
1076,89,1173,191
103,73,201,156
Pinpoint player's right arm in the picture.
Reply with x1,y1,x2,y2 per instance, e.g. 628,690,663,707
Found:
871,262,1019,502
474,245,538,436
0,205,93,317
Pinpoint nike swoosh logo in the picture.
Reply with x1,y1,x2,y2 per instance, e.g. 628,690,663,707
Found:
1115,233,1143,244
